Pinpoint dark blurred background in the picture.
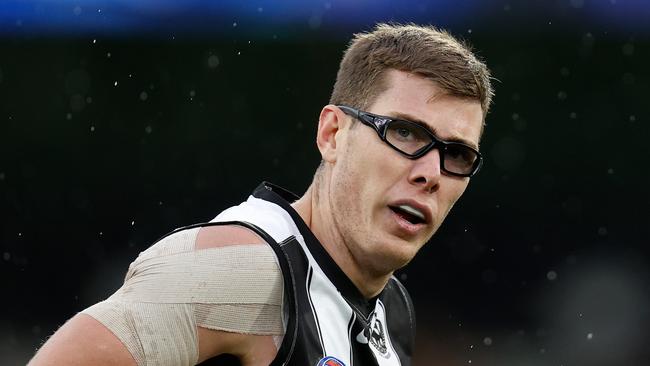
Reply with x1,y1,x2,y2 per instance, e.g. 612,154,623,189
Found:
1,1,649,365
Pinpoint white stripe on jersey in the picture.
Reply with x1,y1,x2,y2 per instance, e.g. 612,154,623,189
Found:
308,262,354,364
305,267,325,352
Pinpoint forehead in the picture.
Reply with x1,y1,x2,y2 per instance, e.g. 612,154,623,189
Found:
367,70,483,148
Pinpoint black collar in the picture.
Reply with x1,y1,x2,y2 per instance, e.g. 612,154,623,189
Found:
252,181,377,318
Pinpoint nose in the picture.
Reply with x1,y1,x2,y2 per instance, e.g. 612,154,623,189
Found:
408,148,442,193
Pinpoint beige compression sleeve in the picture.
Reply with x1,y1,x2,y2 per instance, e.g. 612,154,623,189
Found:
81,226,284,366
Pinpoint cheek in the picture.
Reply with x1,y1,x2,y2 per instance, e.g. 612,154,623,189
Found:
331,149,366,213
361,150,406,204
340,132,408,211
341,135,388,185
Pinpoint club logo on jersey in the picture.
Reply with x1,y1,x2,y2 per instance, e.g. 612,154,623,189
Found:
356,311,390,358
316,356,346,366
369,315,388,356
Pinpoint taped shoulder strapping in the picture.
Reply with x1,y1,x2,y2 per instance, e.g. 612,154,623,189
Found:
82,221,297,366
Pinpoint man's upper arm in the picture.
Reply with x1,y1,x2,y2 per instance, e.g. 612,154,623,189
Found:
30,224,285,365
29,313,136,366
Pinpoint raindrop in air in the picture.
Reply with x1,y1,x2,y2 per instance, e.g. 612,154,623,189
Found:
582,33,595,48
547,270,558,281
560,67,570,77
308,14,322,29
207,55,220,68
622,43,634,56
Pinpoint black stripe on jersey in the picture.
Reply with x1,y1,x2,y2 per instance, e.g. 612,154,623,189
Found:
391,277,416,345
306,266,326,355
276,236,301,366
347,312,356,366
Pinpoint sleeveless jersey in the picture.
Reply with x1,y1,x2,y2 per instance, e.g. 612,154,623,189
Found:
205,182,416,366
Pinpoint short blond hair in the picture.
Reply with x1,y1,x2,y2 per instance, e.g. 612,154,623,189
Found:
329,23,493,118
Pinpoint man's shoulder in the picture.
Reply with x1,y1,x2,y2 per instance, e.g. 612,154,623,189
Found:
125,223,283,287
211,193,299,243
137,222,276,259
77,224,286,366
195,224,268,250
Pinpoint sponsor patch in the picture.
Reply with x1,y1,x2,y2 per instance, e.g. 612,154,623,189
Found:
316,356,346,366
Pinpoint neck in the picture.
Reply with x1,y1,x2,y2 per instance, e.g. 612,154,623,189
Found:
291,181,391,299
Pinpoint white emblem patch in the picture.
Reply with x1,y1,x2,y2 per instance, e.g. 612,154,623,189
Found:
356,300,401,365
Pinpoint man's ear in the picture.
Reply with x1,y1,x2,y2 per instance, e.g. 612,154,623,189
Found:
316,105,346,163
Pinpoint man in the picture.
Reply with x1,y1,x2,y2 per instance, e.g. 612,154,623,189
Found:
30,23,492,366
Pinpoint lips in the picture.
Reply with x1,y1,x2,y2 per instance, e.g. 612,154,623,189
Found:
387,200,432,226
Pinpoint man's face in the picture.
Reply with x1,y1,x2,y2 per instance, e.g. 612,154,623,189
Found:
328,69,483,275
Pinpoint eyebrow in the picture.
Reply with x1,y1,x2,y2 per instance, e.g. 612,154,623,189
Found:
386,111,479,150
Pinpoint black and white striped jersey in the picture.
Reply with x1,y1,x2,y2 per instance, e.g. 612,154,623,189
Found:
212,182,416,366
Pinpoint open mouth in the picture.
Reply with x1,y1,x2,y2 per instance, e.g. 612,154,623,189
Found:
389,205,426,225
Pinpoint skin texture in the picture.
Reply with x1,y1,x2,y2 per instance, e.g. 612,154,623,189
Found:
29,314,276,366
29,314,138,366
293,69,483,298
30,68,483,365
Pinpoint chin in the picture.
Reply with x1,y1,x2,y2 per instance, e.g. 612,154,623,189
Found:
372,241,421,273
